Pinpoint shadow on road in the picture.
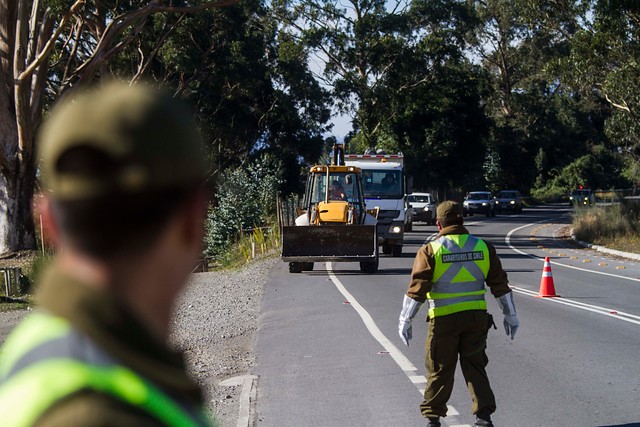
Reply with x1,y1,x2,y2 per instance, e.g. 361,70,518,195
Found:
597,423,640,427
326,268,413,276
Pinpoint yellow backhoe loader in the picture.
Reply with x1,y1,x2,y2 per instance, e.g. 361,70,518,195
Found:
281,145,379,273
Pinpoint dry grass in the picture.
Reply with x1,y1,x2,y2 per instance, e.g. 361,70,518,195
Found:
573,204,640,253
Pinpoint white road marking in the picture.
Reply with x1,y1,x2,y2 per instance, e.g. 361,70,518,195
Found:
326,262,471,427
506,220,640,326
326,263,417,372
511,286,640,326
409,375,427,384
505,220,640,284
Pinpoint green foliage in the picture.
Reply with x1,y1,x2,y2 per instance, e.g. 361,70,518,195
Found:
532,146,629,201
109,0,330,194
204,155,283,256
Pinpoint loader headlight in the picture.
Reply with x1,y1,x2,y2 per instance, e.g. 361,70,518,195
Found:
389,226,402,234
510,200,515,205
482,202,487,206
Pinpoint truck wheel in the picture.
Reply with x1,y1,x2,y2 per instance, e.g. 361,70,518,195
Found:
392,245,402,257
491,210,496,217
302,262,314,271
382,243,392,255
405,222,412,232
360,259,379,274
289,262,303,273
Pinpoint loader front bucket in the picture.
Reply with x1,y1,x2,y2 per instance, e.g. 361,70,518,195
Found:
281,225,377,262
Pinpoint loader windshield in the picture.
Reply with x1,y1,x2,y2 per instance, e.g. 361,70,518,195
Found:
310,172,364,207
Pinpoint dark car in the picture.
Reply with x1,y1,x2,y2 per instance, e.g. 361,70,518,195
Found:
463,191,495,217
495,190,523,213
569,189,595,206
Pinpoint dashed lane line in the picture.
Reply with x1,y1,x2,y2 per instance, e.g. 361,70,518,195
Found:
326,262,471,427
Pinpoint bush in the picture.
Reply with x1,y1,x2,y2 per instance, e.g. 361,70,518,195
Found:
530,184,567,203
204,154,283,257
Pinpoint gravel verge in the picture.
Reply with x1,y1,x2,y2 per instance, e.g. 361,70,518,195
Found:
170,255,276,426
0,308,30,346
0,255,277,427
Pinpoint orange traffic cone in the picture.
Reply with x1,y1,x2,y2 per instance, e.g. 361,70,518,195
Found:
538,256,560,297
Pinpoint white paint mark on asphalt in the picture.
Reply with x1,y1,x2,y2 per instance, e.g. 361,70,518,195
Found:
409,375,427,384
447,405,460,416
219,375,258,427
505,221,640,284
326,262,472,427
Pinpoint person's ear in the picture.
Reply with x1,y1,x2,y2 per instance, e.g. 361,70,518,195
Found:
436,219,442,230
38,195,61,248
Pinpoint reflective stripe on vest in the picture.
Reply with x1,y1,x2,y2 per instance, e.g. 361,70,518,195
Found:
0,312,216,427
427,234,490,318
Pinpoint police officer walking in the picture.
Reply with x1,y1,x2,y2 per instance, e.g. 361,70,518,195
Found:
0,83,216,426
397,201,519,427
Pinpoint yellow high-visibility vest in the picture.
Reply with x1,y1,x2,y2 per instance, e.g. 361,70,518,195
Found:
427,234,490,318
0,312,217,427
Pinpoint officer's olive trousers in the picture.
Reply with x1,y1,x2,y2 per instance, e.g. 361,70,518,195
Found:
420,310,496,418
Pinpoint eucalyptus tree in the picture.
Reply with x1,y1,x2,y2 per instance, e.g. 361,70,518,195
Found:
274,0,414,149
567,0,640,184
0,0,239,254
110,0,331,193
472,0,593,191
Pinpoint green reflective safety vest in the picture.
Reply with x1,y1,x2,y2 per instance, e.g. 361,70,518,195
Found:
427,234,490,318
0,312,217,427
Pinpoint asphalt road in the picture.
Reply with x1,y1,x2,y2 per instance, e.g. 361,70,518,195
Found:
255,206,640,427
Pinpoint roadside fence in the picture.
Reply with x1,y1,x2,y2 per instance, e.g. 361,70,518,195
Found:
276,194,301,230
594,188,639,205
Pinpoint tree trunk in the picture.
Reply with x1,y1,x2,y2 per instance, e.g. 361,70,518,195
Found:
0,117,36,255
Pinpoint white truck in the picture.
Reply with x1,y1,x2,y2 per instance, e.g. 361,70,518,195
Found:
345,152,408,257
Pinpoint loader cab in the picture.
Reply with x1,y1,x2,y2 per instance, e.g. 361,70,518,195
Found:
304,166,367,224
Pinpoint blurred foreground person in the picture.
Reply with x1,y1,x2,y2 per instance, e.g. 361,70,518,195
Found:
0,83,216,426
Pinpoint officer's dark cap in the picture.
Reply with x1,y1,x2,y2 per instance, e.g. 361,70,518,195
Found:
437,200,463,221
38,82,206,201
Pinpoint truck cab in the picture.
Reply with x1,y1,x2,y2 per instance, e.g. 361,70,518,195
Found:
345,153,407,257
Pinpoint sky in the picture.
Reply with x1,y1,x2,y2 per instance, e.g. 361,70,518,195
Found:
331,112,352,140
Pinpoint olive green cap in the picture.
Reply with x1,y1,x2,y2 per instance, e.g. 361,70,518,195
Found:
436,200,463,220
38,83,206,200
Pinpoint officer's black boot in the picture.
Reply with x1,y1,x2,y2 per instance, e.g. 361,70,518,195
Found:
427,417,441,427
474,409,494,427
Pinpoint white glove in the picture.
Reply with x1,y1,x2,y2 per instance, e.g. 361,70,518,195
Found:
398,295,422,346
503,314,519,340
497,291,519,340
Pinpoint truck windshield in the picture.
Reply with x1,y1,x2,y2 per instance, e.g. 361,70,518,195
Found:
361,169,404,199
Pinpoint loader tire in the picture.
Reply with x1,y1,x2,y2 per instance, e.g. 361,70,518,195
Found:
392,245,402,257
289,262,303,273
302,262,314,271
360,259,378,274
382,243,392,255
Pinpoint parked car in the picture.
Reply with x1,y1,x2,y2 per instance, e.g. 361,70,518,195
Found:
495,190,523,213
407,192,437,225
463,191,495,217
569,188,595,206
